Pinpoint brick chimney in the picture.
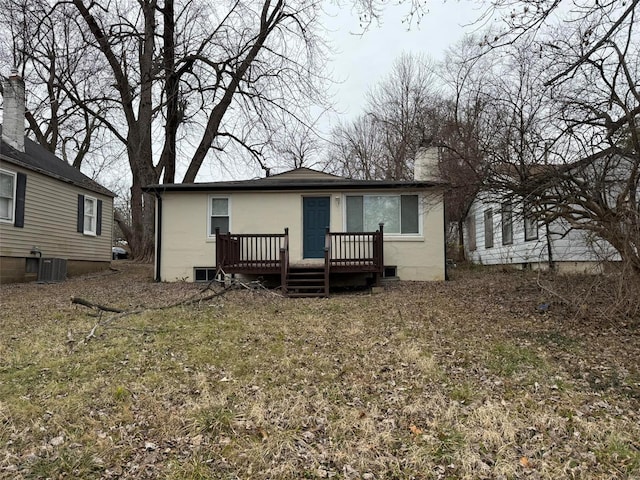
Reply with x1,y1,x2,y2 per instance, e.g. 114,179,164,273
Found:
1,68,26,152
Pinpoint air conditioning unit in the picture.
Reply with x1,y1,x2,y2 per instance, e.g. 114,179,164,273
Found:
38,258,67,283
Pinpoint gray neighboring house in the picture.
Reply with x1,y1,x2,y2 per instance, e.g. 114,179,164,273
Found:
0,70,115,283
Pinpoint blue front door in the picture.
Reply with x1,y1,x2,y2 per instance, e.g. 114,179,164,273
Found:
303,197,330,258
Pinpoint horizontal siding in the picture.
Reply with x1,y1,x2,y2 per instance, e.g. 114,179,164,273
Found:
465,197,547,265
0,162,113,261
464,195,621,265
549,218,620,262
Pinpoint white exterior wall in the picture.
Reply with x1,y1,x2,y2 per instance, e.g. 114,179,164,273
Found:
464,195,547,266
157,189,446,282
464,195,620,268
548,218,619,262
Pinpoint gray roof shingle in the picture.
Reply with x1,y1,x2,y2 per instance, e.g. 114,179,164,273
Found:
0,125,115,197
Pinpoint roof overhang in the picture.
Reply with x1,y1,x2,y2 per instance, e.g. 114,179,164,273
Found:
143,179,449,195
0,153,116,198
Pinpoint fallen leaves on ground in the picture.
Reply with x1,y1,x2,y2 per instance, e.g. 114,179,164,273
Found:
0,262,638,479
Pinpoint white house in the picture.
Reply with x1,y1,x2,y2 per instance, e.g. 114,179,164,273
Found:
144,149,448,296
463,189,621,273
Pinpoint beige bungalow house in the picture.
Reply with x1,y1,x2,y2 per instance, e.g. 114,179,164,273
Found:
0,71,114,283
145,150,447,296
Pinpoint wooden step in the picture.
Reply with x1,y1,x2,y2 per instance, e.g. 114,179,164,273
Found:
288,270,324,276
287,291,326,298
285,266,327,298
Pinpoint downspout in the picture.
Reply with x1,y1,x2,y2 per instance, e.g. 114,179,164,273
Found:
155,192,162,282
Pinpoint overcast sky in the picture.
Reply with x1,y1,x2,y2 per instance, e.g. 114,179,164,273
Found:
211,1,484,180
321,1,482,124
2,0,486,184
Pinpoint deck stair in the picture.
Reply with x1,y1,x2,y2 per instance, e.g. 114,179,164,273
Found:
285,266,327,298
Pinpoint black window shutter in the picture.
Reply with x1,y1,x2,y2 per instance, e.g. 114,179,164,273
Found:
96,199,103,236
77,194,85,233
14,173,27,228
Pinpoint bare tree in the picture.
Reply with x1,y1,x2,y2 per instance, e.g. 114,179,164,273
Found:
0,0,109,169
435,38,497,256
329,52,438,180
367,52,439,180
454,1,640,287
2,0,328,260
328,114,385,180
273,120,326,171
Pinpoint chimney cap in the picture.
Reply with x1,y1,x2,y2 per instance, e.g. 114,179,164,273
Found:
9,67,20,78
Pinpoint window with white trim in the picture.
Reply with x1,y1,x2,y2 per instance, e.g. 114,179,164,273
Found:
84,196,97,235
209,196,230,235
0,169,16,223
346,194,420,234
194,267,217,282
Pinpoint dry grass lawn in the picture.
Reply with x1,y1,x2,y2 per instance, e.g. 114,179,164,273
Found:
0,263,638,479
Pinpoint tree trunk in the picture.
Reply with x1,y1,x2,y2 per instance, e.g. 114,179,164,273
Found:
128,180,155,262
457,218,466,261
160,0,177,184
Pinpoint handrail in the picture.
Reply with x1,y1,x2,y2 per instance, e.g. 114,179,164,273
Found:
215,224,384,291
375,223,384,285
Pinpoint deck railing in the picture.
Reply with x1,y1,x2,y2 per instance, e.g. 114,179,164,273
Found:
215,227,288,273
324,223,385,283
215,225,384,291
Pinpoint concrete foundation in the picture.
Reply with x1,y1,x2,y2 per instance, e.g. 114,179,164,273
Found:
0,256,110,284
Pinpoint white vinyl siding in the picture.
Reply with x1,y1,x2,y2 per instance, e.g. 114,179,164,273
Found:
466,213,476,251
464,194,619,266
0,169,16,223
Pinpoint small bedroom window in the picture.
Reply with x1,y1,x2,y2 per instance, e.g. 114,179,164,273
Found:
209,196,230,236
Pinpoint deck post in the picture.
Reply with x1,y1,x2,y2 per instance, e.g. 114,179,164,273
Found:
280,227,289,295
375,223,385,287
215,227,223,281
324,227,331,297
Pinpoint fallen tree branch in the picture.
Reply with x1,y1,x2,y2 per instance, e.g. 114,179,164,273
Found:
71,296,125,313
70,276,284,349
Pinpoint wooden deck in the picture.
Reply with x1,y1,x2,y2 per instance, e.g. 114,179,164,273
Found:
215,225,384,297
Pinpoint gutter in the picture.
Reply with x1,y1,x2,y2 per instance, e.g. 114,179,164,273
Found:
1,153,116,198
545,220,555,271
